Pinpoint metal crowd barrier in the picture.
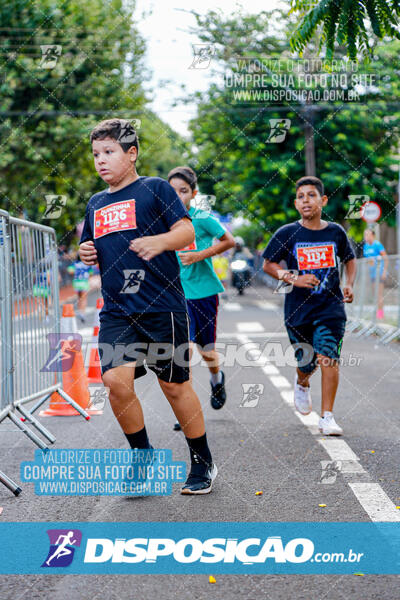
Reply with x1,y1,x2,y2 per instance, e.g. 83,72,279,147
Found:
0,210,89,496
346,255,400,344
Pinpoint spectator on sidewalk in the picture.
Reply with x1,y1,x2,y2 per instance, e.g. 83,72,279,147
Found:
363,229,388,320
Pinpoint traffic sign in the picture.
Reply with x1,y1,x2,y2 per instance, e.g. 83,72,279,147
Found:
361,201,381,223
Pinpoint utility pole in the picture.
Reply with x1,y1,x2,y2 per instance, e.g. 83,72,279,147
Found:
302,46,316,175
397,160,400,255
304,103,316,175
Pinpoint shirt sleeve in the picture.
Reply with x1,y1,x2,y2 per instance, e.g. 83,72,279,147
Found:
202,213,226,239
337,227,355,263
157,180,191,229
376,241,385,253
79,205,93,244
262,227,289,263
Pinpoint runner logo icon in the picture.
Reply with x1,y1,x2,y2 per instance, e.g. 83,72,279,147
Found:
41,529,82,568
240,383,264,407
41,333,82,372
120,269,145,294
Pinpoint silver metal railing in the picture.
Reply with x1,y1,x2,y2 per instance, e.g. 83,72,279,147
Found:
345,255,400,343
0,210,90,496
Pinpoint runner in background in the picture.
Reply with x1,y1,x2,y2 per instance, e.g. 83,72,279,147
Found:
363,229,388,320
168,166,235,422
67,255,94,323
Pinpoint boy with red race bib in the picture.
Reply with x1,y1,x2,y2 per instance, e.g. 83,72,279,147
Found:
263,176,356,435
79,119,217,494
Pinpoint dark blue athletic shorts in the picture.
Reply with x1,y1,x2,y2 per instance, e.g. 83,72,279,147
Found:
186,294,219,349
98,310,190,383
286,318,346,374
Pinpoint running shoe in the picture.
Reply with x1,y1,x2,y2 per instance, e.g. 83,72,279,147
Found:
319,412,343,436
181,463,218,495
210,371,226,410
293,374,312,415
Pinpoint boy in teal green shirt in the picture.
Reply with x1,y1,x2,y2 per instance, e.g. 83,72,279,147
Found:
168,166,235,415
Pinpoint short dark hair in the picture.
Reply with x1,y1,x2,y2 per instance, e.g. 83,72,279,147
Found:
167,166,197,191
295,176,324,196
90,118,139,155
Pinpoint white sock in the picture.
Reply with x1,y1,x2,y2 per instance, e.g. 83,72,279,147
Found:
322,411,332,418
210,371,222,386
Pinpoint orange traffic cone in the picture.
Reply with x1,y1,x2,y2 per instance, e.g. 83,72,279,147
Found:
87,297,104,384
40,304,103,417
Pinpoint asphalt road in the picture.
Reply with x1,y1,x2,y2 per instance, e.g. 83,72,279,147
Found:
1,284,399,599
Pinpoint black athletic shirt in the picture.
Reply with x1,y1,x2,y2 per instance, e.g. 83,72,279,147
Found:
80,176,190,315
263,221,355,326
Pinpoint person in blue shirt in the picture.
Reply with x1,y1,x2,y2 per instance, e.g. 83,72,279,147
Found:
79,119,217,495
67,258,93,322
167,166,235,424
363,229,388,320
263,176,356,436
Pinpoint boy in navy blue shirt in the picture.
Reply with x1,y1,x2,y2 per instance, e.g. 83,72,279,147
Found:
263,176,356,435
79,119,217,494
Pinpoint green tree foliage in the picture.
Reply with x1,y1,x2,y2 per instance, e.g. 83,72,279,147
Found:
0,0,188,243
189,9,400,242
290,0,400,60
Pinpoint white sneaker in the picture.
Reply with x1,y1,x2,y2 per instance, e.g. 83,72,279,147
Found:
319,412,343,436
294,375,312,415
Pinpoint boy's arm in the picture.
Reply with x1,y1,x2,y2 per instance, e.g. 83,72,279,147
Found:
380,249,388,278
342,257,356,303
179,231,235,266
129,217,194,261
79,204,98,266
263,259,320,288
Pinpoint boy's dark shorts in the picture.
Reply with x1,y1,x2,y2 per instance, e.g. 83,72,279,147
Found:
186,294,219,349
286,318,346,374
98,311,190,383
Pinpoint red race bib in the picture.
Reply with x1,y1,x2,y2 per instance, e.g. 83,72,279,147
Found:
296,243,336,270
94,200,137,239
178,240,197,252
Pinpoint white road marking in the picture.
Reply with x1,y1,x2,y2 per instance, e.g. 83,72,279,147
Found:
262,364,280,376
349,483,400,522
280,390,294,405
318,438,359,462
237,321,265,333
340,461,367,474
236,332,399,522
296,412,321,432
255,300,278,310
222,302,242,311
270,375,291,389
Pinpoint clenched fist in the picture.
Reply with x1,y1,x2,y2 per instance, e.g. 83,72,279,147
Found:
79,241,98,266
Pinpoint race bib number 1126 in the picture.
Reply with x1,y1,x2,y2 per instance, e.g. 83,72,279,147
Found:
94,200,137,239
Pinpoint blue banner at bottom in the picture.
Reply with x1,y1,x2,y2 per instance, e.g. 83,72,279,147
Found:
0,522,399,574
